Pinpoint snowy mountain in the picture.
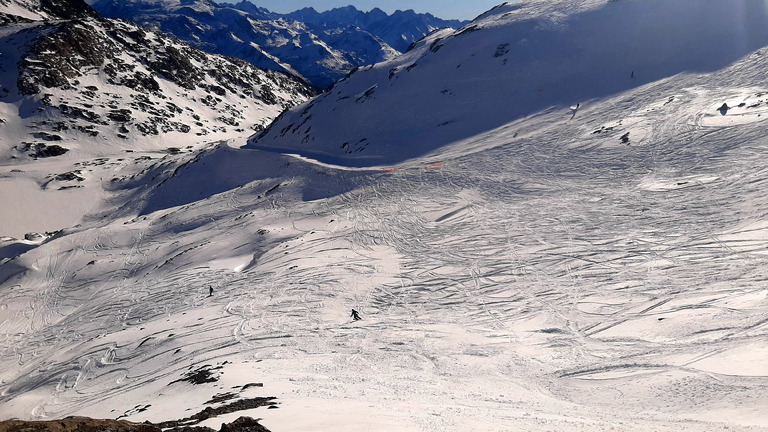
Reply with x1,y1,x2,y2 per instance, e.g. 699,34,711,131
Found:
0,0,313,152
2,0,768,431
0,0,312,242
91,0,464,89
248,0,768,166
282,5,466,52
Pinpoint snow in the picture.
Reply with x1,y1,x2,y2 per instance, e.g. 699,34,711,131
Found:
0,14,311,241
248,0,768,167
688,343,768,376
695,91,768,127
0,1,47,21
1,0,768,431
0,173,104,238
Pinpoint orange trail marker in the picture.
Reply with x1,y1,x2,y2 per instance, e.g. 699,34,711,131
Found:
429,164,443,168
383,168,397,172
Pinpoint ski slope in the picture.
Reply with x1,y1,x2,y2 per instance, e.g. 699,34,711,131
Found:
1,1,768,431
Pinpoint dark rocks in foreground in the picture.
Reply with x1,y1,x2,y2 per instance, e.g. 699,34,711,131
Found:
0,416,272,432
0,396,279,432
0,418,160,432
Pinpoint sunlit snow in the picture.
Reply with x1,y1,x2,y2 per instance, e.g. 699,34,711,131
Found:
1,1,768,431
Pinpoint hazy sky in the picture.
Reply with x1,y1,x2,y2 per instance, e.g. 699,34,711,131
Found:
219,0,506,20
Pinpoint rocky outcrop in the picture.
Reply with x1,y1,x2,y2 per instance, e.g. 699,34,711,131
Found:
0,416,272,432
0,418,161,432
36,0,99,20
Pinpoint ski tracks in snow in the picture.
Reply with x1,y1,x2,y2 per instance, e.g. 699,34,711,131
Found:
2,77,768,430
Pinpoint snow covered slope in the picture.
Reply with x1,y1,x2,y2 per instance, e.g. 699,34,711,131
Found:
0,0,98,22
0,17,312,154
2,0,768,431
0,0,312,237
249,0,768,166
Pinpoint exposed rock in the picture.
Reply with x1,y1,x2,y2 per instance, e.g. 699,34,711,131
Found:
55,171,85,181
219,417,270,432
38,0,100,20
4,5,314,144
620,132,630,144
0,418,159,432
169,364,223,386
18,21,112,95
17,143,70,159
107,109,132,122
155,398,277,430
32,132,63,141
23,232,45,241
0,416,273,432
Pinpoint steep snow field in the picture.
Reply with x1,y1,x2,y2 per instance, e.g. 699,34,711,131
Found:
2,1,768,431
249,0,768,166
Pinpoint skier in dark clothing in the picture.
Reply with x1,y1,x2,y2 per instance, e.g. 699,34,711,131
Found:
208,286,214,297
350,309,361,321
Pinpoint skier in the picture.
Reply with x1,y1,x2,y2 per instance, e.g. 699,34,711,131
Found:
350,309,361,321
208,286,214,297
570,103,580,119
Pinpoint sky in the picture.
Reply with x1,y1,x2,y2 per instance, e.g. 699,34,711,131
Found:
218,0,506,20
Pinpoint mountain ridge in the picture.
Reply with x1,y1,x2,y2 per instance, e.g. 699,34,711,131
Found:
247,0,768,166
91,0,468,88
281,4,466,52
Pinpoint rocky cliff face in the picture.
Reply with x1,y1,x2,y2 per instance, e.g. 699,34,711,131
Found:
0,0,314,156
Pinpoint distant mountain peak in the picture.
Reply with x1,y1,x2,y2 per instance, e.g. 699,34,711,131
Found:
281,4,468,52
93,0,465,88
